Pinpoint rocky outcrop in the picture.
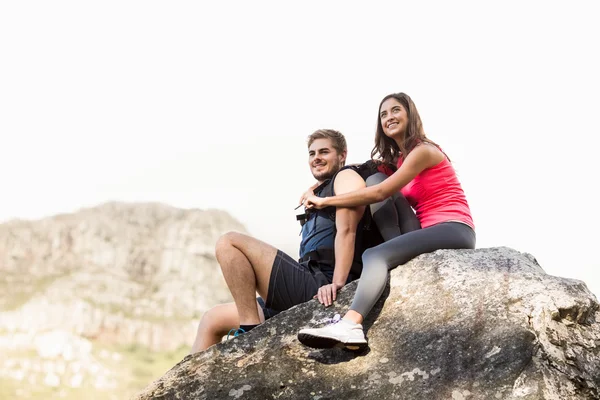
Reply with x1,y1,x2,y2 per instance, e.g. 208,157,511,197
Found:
0,202,243,349
136,247,600,400
0,202,245,397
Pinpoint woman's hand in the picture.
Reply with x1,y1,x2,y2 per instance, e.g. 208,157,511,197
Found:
298,190,314,208
298,183,320,207
314,282,344,307
304,194,326,209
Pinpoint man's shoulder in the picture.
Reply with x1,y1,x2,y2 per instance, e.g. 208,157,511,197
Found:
333,167,366,196
335,166,362,180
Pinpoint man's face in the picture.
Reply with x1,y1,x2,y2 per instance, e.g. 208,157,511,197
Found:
308,138,346,182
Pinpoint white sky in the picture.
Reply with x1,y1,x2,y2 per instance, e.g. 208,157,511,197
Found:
1,1,598,297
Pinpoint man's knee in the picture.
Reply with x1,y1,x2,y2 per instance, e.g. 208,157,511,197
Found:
215,231,244,258
198,306,220,331
198,304,236,335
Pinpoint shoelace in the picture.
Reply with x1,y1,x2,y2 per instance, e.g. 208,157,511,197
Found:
314,313,341,326
226,328,246,341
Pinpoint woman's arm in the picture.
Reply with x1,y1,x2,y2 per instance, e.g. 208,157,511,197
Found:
305,144,445,209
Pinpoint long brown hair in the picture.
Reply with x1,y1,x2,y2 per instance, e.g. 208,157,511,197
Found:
371,92,445,164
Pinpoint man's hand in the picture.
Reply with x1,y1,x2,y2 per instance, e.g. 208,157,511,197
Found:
314,282,344,307
304,194,326,209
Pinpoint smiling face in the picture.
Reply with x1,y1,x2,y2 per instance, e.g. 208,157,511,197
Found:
379,97,409,141
308,138,346,182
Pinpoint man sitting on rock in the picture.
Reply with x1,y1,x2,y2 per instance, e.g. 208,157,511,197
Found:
191,129,377,353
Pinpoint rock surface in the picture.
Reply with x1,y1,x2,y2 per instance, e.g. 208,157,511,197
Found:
136,247,600,400
0,202,244,398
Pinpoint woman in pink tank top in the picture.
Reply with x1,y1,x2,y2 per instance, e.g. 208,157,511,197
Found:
297,92,476,351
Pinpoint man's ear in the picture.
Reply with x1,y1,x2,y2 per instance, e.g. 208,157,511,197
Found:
339,150,347,165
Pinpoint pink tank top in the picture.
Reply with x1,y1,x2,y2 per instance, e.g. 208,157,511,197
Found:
398,157,474,230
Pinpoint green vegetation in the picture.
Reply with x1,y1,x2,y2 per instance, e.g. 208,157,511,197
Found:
0,342,189,399
110,342,189,394
0,272,70,312
0,378,122,400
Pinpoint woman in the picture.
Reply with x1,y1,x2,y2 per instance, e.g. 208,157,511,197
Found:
297,92,476,350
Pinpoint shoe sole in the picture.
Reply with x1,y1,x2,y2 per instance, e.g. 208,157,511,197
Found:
298,333,368,351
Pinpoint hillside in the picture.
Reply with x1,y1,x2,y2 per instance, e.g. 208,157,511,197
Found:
0,202,245,399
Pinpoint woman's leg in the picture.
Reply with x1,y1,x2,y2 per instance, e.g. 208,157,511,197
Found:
366,173,421,240
349,222,476,320
394,195,421,234
365,173,402,240
298,222,475,350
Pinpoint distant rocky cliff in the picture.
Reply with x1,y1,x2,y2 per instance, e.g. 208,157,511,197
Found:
0,202,245,398
137,247,600,400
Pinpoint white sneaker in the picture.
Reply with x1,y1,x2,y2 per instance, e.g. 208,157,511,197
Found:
298,318,368,351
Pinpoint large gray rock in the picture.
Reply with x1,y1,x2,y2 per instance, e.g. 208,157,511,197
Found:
136,247,600,400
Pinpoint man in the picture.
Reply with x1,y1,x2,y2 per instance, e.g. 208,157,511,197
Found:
191,129,371,353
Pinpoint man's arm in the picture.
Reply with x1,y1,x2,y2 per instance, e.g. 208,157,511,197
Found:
315,168,366,306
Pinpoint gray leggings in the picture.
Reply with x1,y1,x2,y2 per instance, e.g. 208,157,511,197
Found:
350,173,476,317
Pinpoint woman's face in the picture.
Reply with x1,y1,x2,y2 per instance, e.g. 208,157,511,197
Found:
380,97,408,139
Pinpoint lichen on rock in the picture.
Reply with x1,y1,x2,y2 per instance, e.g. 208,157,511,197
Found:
136,247,600,400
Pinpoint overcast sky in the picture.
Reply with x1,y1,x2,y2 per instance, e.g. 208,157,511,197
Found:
1,1,598,296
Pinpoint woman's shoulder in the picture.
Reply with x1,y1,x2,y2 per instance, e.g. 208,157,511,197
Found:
415,141,443,152
412,142,446,165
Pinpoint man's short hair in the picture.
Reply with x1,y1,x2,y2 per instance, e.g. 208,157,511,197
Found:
307,129,347,155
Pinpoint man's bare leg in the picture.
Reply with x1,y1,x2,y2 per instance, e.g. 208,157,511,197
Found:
190,301,266,354
215,232,278,326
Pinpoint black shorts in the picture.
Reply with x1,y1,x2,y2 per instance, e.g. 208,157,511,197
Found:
256,297,279,320
265,250,331,312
